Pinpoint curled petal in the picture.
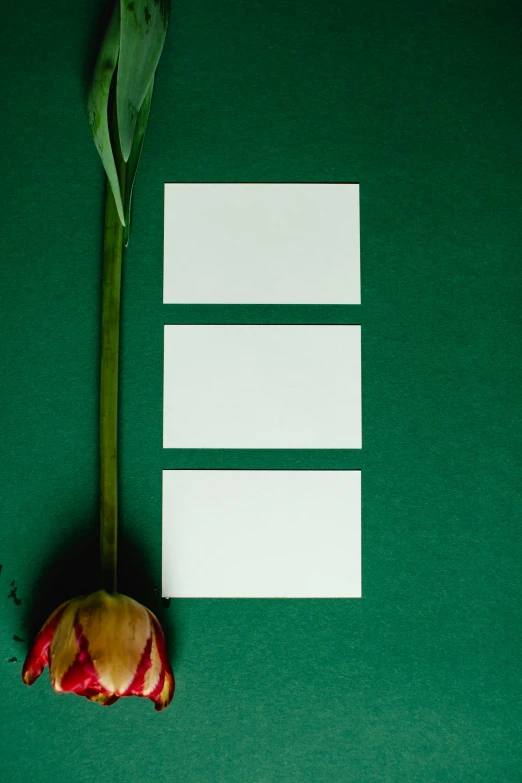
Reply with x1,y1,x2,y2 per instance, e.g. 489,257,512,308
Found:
154,670,174,712
22,601,70,686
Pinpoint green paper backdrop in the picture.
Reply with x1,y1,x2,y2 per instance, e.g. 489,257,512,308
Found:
1,0,521,780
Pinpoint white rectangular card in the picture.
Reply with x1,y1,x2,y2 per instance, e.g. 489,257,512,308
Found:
163,183,360,304
163,325,362,449
162,470,361,598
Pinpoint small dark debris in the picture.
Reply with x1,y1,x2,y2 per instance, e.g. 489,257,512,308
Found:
161,598,171,609
8,585,22,606
10,580,14,586
13,635,24,643
0,564,3,576
8,657,17,663
144,6,151,23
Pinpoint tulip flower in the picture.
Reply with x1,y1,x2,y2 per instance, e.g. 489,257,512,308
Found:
22,591,174,710
23,1,173,710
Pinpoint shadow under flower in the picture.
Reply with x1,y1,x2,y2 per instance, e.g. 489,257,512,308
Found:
22,511,178,669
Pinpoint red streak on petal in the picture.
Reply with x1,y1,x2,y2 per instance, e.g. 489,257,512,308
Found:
22,603,69,685
58,621,103,695
148,668,166,702
124,635,153,696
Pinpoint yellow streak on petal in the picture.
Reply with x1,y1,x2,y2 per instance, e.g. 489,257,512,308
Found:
23,671,32,685
156,671,174,711
88,692,117,705
78,591,151,695
49,598,84,692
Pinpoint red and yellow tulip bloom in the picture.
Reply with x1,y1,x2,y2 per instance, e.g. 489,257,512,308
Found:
22,590,174,710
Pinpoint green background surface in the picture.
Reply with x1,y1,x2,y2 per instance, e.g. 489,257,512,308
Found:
1,0,521,780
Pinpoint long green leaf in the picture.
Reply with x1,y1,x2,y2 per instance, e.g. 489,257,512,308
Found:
87,5,125,225
122,77,154,246
117,0,169,162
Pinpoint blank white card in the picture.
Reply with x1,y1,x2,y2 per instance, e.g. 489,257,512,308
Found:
162,470,361,598
163,325,361,449
163,183,360,304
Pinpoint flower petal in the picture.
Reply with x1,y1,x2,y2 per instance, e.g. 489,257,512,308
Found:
124,634,153,696
78,591,152,695
86,691,120,706
141,619,163,696
22,601,70,686
146,609,174,711
58,622,100,694
154,670,174,712
49,598,85,692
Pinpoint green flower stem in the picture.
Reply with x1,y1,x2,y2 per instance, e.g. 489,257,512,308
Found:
100,159,126,593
